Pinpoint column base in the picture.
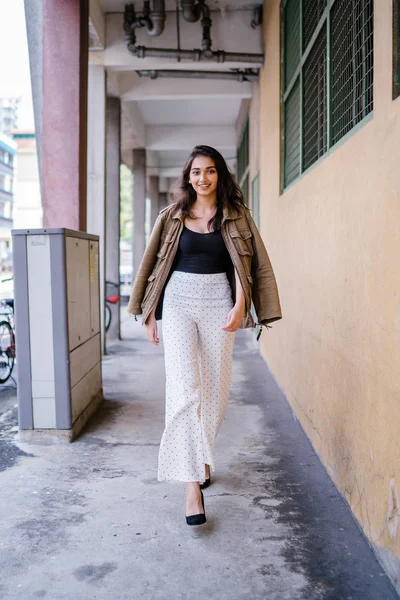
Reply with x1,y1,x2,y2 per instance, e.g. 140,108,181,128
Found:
18,390,103,443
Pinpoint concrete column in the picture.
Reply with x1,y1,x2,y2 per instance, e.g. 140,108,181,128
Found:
148,175,160,229
87,64,106,352
133,149,146,276
158,177,170,211
24,0,89,229
23,0,43,183
106,97,121,341
158,192,168,211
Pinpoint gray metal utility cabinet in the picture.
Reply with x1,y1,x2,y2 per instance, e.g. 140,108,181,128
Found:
12,228,103,441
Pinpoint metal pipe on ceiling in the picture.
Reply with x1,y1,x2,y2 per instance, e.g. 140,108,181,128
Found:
131,45,264,63
181,0,203,23
145,0,166,37
123,1,166,42
200,2,212,55
250,5,263,29
136,69,259,81
124,1,264,65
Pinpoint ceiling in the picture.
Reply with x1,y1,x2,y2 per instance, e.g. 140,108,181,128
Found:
92,0,260,178
135,97,242,126
100,0,261,12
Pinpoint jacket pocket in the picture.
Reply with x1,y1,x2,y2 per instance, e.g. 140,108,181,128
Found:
156,232,175,259
230,229,254,256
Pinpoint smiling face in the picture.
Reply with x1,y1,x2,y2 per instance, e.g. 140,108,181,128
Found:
189,155,218,200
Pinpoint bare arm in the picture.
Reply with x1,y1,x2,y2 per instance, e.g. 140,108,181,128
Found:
234,267,245,311
144,304,159,345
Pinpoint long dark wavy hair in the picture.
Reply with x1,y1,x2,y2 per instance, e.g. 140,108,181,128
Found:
171,145,247,232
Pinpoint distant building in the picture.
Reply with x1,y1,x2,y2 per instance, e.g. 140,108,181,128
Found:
11,131,42,230
0,97,20,135
0,132,16,272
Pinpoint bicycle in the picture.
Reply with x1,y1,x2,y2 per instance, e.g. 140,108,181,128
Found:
0,298,16,384
105,280,120,332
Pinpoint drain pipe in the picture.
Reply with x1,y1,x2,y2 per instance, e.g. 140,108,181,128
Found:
132,46,264,63
200,2,212,56
250,5,263,29
123,1,166,43
144,0,166,37
124,0,264,64
181,0,202,23
136,69,259,81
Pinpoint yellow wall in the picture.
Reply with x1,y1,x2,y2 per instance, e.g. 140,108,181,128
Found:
259,0,400,588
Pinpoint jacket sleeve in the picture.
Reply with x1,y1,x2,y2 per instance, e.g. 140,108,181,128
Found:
246,210,282,326
127,212,165,315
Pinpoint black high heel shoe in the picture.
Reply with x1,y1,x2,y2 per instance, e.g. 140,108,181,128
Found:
200,465,211,490
186,490,206,526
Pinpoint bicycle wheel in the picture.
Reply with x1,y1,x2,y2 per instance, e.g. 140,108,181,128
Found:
0,320,15,384
105,303,112,332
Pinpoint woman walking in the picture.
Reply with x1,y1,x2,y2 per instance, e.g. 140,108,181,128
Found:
128,145,282,525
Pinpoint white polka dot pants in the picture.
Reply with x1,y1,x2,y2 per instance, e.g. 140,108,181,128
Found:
158,271,236,484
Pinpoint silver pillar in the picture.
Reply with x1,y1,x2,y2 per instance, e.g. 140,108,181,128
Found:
106,97,121,341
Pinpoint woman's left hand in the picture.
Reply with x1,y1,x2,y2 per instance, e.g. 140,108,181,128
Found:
222,304,245,332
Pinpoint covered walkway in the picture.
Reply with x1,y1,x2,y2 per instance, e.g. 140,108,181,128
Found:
0,318,397,599
9,0,400,592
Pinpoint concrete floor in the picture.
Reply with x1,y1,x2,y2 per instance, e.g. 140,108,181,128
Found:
0,318,398,600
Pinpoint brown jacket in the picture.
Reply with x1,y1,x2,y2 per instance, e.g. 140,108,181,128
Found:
127,202,282,335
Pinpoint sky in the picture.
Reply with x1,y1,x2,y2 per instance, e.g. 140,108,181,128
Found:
0,0,34,130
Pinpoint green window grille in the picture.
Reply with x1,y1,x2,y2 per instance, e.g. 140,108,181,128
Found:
331,0,374,145
284,79,301,183
284,0,300,86
237,119,249,203
282,0,374,189
303,0,327,51
394,0,400,99
303,24,327,170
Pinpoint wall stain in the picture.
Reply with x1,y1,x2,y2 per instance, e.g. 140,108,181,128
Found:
386,478,400,540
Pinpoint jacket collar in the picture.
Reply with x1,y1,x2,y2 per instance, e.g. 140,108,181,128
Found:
171,203,242,223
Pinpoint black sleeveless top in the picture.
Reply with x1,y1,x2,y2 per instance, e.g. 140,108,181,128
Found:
172,225,233,274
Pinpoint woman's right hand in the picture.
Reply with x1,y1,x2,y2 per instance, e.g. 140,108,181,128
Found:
144,308,159,345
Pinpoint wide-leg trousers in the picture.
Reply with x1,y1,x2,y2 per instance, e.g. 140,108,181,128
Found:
158,271,236,483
